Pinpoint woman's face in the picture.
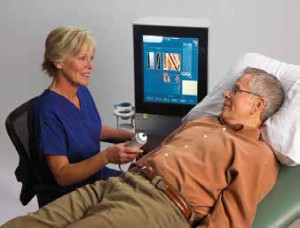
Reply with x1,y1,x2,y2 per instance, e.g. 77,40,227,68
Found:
57,46,94,87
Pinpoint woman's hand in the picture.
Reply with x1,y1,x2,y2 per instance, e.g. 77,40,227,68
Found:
104,142,143,164
45,143,142,187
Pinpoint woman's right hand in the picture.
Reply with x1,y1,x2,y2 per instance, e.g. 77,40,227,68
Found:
104,143,143,164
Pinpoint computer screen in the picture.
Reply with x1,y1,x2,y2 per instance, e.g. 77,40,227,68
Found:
134,24,208,117
143,35,199,106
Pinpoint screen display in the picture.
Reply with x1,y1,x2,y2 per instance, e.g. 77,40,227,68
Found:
133,24,208,117
143,35,199,105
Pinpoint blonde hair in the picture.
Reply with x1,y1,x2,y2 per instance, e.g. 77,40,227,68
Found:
42,26,96,77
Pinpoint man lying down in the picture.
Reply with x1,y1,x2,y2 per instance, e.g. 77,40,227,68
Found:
2,67,284,228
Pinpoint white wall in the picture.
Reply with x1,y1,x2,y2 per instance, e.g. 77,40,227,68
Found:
1,0,300,224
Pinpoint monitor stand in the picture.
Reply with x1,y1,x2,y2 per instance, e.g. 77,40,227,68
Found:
135,113,182,151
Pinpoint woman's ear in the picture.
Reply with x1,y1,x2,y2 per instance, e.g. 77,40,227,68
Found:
53,61,63,69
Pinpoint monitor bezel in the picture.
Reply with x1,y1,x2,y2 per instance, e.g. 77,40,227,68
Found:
133,24,208,117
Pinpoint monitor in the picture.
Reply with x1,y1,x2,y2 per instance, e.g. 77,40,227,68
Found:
133,17,209,117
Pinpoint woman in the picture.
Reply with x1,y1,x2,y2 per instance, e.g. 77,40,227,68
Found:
29,26,141,207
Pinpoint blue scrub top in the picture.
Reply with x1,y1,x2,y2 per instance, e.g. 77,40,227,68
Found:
29,86,119,190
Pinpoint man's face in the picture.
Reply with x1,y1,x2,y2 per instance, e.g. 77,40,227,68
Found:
221,74,257,125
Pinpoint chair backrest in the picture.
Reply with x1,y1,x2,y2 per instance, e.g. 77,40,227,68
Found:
5,97,39,205
6,97,72,207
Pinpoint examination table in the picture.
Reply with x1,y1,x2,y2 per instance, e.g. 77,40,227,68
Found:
253,165,300,227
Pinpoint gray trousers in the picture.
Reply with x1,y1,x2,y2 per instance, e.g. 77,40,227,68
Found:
2,172,189,228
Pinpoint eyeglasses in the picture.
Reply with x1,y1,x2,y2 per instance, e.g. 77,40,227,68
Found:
230,85,262,97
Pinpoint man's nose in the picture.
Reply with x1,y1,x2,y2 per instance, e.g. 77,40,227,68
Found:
223,90,231,98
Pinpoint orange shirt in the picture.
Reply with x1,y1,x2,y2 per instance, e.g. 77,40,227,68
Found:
136,116,279,227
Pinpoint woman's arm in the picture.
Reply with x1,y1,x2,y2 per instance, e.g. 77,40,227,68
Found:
100,125,134,143
46,143,142,187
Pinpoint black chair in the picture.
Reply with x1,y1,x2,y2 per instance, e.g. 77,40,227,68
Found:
5,97,64,207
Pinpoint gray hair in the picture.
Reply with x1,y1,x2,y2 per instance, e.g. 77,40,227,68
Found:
241,67,284,122
42,26,96,77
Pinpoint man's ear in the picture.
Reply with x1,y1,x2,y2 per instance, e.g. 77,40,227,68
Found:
251,97,267,114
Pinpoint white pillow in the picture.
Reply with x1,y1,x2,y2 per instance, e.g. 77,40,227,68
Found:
182,53,300,166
